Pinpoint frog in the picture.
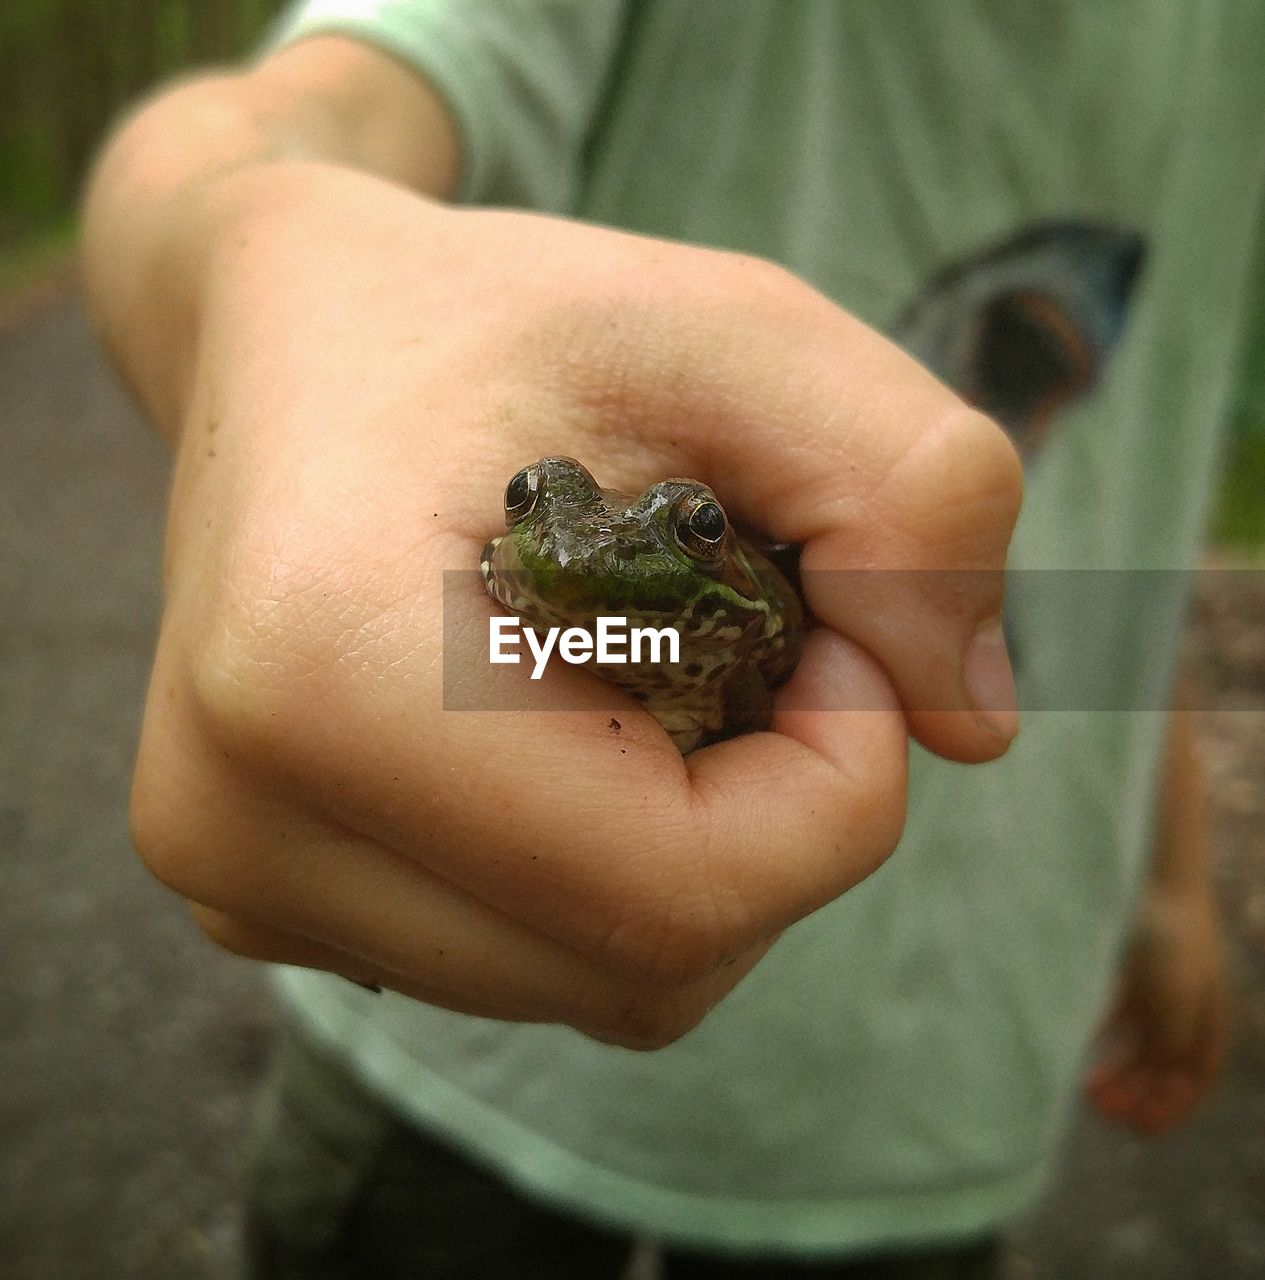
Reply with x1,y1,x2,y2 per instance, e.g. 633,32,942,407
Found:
480,456,804,754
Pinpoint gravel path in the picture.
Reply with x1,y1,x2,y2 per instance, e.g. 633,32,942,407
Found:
2,298,1261,1279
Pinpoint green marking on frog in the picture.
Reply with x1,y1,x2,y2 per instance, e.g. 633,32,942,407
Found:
480,457,803,754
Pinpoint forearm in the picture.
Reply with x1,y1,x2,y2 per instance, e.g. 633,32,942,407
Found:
1088,685,1226,1133
79,37,460,437
1149,694,1214,902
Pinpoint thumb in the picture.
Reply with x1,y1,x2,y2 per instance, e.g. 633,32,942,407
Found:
637,257,1024,763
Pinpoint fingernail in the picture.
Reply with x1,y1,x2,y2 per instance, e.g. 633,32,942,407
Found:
965,617,1019,742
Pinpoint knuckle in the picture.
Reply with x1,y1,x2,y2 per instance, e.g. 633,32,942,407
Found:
598,991,709,1051
190,906,261,960
187,630,259,747
712,248,800,298
129,720,246,907
189,640,289,765
129,752,201,898
695,249,821,329
844,774,908,884
582,241,797,313
130,774,235,909
502,239,824,451
591,889,732,987
186,576,335,766
882,407,1024,558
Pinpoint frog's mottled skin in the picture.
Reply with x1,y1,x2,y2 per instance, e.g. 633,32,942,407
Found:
481,457,803,754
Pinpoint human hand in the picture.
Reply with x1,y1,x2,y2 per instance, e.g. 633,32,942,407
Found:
1085,886,1229,1134
114,159,1021,1046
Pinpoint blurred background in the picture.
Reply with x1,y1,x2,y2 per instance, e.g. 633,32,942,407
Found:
2,4,1263,1278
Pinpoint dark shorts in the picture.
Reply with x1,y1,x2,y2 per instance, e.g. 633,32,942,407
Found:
244,1023,1002,1280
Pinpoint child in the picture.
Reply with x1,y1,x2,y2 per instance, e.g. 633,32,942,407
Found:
81,2,1252,1275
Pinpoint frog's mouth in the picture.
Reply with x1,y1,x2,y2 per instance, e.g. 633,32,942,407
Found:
480,535,573,626
479,536,517,609
478,537,502,580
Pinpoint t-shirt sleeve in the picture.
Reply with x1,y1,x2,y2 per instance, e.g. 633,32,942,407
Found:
265,0,630,208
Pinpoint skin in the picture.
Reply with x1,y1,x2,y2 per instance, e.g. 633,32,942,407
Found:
481,456,803,753
1085,707,1229,1133
78,32,1223,1094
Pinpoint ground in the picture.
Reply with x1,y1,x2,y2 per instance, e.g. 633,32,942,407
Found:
1,296,1262,1279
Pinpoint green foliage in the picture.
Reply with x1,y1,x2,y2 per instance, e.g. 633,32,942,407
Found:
0,119,62,225
1218,206,1265,545
0,217,76,297
1232,253,1265,442
0,0,284,245
0,5,69,47
1213,434,1265,548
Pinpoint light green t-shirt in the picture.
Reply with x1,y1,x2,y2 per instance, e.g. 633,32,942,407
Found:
266,0,1265,1254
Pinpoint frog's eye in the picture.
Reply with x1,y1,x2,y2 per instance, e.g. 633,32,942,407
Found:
504,466,542,525
674,495,730,562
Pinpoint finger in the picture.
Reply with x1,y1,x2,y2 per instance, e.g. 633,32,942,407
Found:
194,587,909,984
176,818,772,1048
204,213,1021,766
136,685,771,1040
1090,1056,1205,1136
403,625,904,979
188,903,750,1048
538,257,1025,764
189,903,384,990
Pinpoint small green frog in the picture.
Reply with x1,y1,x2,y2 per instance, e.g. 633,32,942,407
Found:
481,457,803,753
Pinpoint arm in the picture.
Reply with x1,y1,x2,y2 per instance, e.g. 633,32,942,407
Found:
1086,698,1229,1132
81,37,460,433
81,36,1022,1045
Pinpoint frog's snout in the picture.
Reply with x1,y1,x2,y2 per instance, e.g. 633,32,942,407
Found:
479,537,505,593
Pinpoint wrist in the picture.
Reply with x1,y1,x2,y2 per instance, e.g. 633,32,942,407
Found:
81,38,464,440
1135,875,1217,940
81,76,279,434
79,72,394,438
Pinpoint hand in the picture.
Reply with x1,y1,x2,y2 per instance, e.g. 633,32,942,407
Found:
119,160,1021,1046
1085,886,1229,1134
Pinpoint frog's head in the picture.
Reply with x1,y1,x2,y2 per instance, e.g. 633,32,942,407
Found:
480,456,766,630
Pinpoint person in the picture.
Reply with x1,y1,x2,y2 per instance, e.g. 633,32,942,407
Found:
79,2,1258,1276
